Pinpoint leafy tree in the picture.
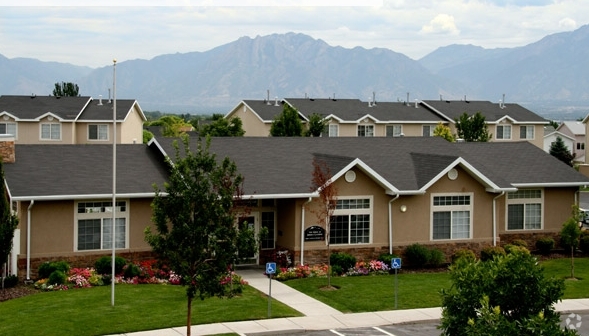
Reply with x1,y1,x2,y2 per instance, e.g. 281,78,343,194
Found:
146,115,192,137
270,104,303,136
304,113,326,137
550,136,575,167
560,206,582,279
52,82,80,97
199,114,245,137
549,120,560,129
454,112,491,142
309,157,338,288
0,161,18,288
440,251,572,336
143,129,154,144
433,122,455,142
145,136,257,336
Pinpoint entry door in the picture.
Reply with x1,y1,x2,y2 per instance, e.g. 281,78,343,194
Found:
237,213,259,265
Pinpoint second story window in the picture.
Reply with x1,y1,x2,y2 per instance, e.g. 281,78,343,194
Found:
422,125,434,137
0,122,17,137
519,126,534,139
496,125,511,140
357,125,374,137
41,123,61,140
89,124,109,141
386,125,402,137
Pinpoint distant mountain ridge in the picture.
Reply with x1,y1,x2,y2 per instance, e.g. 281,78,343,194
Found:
1,27,588,117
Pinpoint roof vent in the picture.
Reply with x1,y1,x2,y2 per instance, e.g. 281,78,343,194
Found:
274,97,279,107
98,95,103,106
415,99,418,108
368,97,372,107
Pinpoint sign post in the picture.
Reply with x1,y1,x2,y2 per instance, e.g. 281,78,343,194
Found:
266,262,276,318
391,258,402,309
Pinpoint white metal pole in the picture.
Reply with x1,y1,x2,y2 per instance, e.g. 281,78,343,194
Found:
111,59,117,307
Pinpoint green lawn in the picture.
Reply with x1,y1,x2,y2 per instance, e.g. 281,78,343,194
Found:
285,257,589,313
0,284,301,336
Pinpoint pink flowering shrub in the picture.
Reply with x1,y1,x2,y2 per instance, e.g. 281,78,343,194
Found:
275,264,328,281
346,260,390,276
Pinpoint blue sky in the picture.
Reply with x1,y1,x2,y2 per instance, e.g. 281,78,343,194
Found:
0,0,586,68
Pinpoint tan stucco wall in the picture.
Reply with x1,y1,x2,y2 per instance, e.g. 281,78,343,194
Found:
227,104,271,136
120,105,145,144
16,119,75,144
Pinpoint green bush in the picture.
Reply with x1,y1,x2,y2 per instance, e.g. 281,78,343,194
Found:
579,231,589,254
428,248,446,267
404,243,430,267
38,261,70,279
452,249,476,264
95,256,127,275
47,270,67,285
535,237,555,255
511,239,528,248
505,244,530,255
123,263,140,279
480,246,506,262
1,275,18,288
377,253,398,266
330,252,356,273
330,265,343,276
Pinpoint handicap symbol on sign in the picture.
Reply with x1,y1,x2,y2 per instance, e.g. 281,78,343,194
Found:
266,262,277,275
391,258,402,269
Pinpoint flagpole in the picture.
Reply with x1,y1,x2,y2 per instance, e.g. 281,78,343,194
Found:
111,59,117,307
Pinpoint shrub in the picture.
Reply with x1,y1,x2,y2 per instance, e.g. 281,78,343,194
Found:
94,256,127,275
38,261,70,279
330,265,343,276
451,249,476,264
580,231,589,254
47,270,67,285
428,248,446,267
535,237,555,255
1,275,18,288
480,246,506,262
377,253,398,267
504,244,530,255
123,263,140,279
330,252,356,273
511,239,528,248
404,243,430,267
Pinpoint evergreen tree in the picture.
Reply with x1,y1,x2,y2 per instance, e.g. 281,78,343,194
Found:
52,82,80,97
0,160,18,288
455,112,491,142
304,113,326,137
549,136,575,166
270,104,303,136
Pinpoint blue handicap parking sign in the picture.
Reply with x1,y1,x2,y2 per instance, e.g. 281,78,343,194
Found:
266,262,277,274
391,258,402,269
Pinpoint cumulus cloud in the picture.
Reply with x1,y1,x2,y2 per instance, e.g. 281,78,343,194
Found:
559,17,577,29
420,14,460,35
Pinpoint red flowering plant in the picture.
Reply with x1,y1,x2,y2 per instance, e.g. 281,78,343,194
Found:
345,260,390,276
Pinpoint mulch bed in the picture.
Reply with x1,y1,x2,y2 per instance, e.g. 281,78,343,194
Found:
0,285,39,302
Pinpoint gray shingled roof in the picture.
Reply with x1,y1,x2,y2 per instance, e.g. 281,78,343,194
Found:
4,144,170,200
78,98,139,121
151,136,589,197
0,95,91,120
421,100,548,123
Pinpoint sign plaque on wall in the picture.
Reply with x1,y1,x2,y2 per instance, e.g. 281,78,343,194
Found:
304,225,326,241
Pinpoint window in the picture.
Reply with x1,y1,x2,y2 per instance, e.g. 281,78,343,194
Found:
386,125,402,137
432,194,472,240
0,122,17,137
577,142,585,150
496,125,511,140
41,123,61,140
328,124,339,137
329,197,372,245
357,125,374,137
89,124,108,140
76,201,127,251
519,126,534,139
261,211,275,249
507,189,542,230
422,125,434,137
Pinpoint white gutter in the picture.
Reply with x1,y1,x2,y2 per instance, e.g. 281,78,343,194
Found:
388,195,400,254
26,200,34,281
300,197,312,266
492,192,505,247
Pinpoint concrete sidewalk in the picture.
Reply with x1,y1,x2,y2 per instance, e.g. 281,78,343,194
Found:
110,268,589,336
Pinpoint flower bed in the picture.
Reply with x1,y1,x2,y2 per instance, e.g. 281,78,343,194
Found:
274,259,390,281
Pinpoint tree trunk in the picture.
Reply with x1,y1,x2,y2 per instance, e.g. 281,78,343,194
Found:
571,246,575,279
187,296,192,336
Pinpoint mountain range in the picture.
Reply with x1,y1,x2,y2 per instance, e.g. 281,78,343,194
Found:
2,25,589,119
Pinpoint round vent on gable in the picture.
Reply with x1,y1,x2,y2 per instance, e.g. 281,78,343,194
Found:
448,168,458,181
345,170,356,183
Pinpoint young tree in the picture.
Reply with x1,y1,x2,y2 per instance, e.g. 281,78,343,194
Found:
146,115,192,137
309,157,338,288
304,113,327,137
52,82,80,97
145,136,257,336
199,114,245,137
0,161,18,289
440,251,574,336
561,206,582,279
454,112,491,142
550,136,575,167
433,122,455,142
270,104,303,136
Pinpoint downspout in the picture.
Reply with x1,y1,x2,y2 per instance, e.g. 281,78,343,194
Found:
492,192,505,247
26,200,34,281
388,195,400,254
300,197,312,266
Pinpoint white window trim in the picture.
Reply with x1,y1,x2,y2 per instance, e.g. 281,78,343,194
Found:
423,125,435,137
0,122,17,139
519,125,535,140
40,123,61,141
506,189,544,231
329,124,339,137
430,192,473,241
74,200,129,251
496,124,512,140
260,210,276,250
330,195,373,245
386,124,403,137
88,124,109,141
357,124,374,137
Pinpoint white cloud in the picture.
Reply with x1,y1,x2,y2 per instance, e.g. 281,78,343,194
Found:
420,14,460,35
559,17,577,29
